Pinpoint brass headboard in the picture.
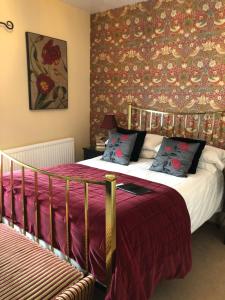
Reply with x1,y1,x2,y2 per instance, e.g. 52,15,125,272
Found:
128,102,225,149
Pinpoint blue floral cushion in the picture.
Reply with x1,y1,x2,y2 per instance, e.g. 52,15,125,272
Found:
117,127,146,161
171,137,206,174
102,132,137,165
150,137,200,177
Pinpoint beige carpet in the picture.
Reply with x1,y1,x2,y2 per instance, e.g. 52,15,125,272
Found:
94,223,225,300
151,223,225,300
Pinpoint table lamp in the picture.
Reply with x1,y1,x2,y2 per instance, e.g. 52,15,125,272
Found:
95,114,117,150
100,114,117,137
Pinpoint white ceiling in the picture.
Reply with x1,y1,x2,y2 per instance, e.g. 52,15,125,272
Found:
63,0,148,14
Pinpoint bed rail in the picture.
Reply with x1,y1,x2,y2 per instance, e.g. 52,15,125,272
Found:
128,102,225,149
0,150,116,287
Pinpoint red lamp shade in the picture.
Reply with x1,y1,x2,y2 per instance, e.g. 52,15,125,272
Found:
100,114,117,130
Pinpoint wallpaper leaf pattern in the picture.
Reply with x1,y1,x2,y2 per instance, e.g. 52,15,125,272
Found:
91,0,225,146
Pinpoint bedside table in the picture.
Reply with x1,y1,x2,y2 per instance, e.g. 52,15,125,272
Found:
83,147,104,160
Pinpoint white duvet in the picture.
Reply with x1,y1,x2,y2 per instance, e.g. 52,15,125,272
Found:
79,156,224,233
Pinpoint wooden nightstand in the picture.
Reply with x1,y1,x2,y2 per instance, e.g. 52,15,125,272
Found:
83,147,104,160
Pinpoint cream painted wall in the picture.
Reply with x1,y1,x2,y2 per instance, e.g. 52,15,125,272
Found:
0,0,90,161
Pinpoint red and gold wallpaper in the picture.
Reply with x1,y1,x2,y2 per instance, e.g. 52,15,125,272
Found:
90,0,225,144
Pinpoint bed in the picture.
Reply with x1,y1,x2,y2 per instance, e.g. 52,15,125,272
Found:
0,103,224,300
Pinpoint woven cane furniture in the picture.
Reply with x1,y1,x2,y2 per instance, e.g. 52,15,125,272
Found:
0,223,95,300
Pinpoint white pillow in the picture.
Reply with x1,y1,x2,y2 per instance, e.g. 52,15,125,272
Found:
155,143,161,153
139,149,156,159
142,133,164,151
197,161,218,173
199,145,225,170
139,133,163,159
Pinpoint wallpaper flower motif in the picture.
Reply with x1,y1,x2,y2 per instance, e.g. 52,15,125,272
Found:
26,32,68,110
90,0,225,146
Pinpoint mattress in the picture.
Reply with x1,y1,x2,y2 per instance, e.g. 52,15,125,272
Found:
79,156,224,233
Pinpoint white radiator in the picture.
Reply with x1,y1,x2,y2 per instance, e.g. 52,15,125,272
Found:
3,138,75,172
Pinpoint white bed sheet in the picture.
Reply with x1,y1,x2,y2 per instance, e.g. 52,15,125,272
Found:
79,157,224,233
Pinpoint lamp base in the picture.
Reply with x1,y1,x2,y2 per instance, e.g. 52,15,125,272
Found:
95,145,105,151
95,133,107,151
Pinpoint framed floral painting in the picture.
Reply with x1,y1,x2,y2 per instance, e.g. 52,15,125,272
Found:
26,32,68,110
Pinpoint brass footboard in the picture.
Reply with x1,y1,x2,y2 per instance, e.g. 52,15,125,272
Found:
0,151,116,287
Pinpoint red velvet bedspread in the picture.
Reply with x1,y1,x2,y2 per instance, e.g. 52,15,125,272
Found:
2,163,191,300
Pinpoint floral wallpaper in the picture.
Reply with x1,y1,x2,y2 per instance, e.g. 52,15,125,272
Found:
90,0,225,146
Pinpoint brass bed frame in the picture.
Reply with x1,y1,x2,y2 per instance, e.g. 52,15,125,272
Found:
0,103,224,290
128,102,225,147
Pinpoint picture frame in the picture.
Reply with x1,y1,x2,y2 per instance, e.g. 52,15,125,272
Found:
25,32,68,110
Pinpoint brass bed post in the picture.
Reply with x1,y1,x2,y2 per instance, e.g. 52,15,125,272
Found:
210,113,216,143
139,110,142,130
105,174,116,287
65,179,71,261
150,111,153,131
128,101,132,130
21,166,27,234
10,160,14,227
49,176,53,251
204,113,208,140
0,154,3,222
160,113,163,133
197,114,201,138
84,182,89,272
218,112,224,145
34,172,39,242
184,115,188,137
172,114,176,137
